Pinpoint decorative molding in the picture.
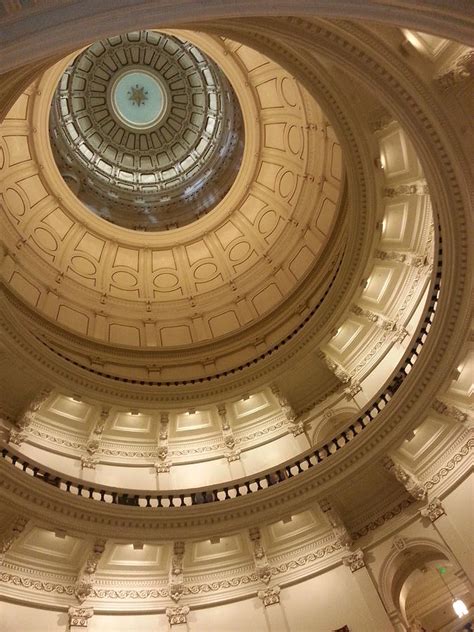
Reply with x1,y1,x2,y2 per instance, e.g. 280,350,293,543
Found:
432,399,469,424
318,351,351,384
435,50,474,91
248,527,272,585
319,499,353,549
0,516,28,555
383,181,429,197
0,571,74,595
352,498,415,539
169,541,185,603
424,439,474,491
74,539,106,604
367,106,394,132
93,586,168,599
382,456,427,501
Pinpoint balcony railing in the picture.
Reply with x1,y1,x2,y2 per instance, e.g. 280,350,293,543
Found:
1,247,441,508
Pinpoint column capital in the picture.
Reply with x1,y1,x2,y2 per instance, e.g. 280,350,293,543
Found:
420,497,446,523
258,585,281,607
342,549,365,572
68,606,93,629
166,606,189,626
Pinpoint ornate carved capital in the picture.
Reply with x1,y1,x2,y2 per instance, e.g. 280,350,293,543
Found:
258,585,281,607
68,606,93,628
420,497,446,522
166,606,190,625
289,421,306,436
8,428,27,446
226,449,241,462
81,455,98,470
154,460,171,473
342,549,365,572
344,380,362,400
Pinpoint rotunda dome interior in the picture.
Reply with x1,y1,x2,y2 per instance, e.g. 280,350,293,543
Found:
0,4,472,632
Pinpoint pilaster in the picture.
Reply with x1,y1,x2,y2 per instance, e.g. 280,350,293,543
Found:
420,497,474,584
342,549,394,631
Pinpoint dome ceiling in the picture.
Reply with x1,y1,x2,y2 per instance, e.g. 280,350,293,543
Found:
0,31,343,386
49,31,244,231
0,6,472,630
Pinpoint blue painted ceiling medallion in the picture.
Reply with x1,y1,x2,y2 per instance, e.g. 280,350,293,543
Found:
111,69,167,130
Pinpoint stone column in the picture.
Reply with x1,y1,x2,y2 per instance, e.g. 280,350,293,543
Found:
227,450,245,478
342,550,394,631
421,498,474,585
258,586,290,632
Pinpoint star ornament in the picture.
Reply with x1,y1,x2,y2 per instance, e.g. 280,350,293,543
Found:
128,84,148,107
